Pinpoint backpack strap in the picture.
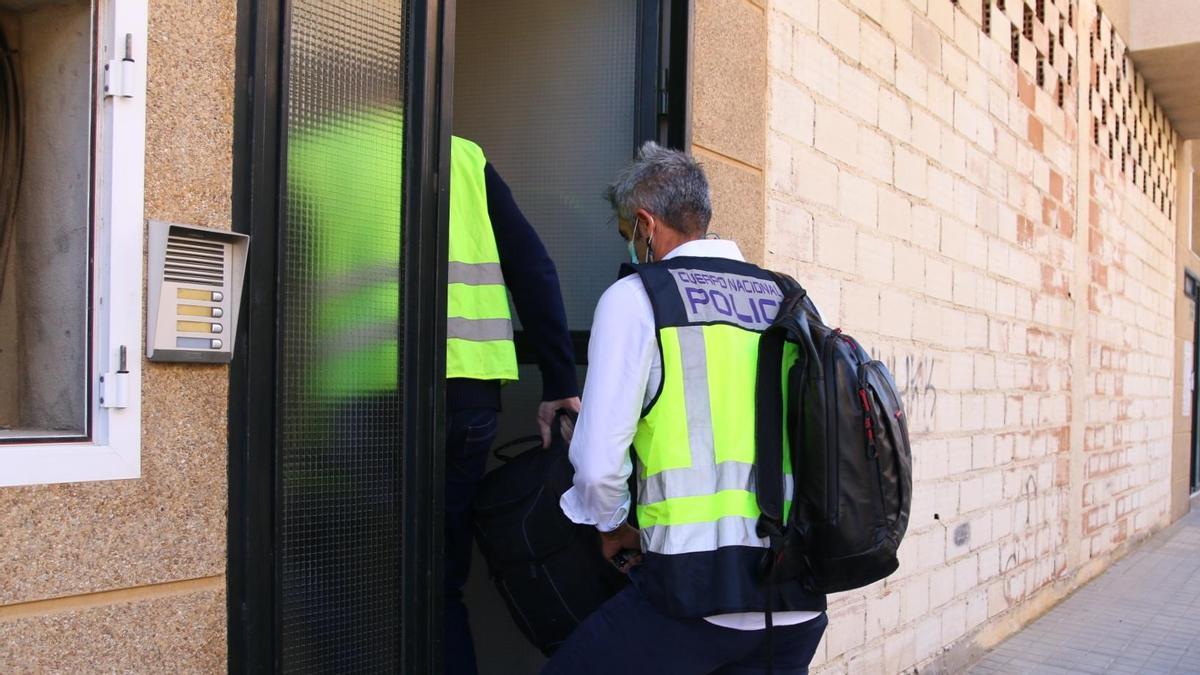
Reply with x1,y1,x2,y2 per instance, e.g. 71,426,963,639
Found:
755,318,789,540
754,273,807,562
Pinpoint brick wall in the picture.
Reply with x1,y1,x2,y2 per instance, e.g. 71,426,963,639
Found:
1080,6,1176,560
763,0,1177,671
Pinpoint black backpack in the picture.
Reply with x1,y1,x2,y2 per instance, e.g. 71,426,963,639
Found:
754,275,912,594
472,412,627,655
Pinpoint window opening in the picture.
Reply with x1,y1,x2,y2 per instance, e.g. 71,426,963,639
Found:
0,0,94,441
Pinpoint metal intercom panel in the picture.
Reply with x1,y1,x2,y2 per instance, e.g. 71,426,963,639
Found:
146,221,248,362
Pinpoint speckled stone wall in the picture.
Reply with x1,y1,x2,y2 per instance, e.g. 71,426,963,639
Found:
692,0,769,264
0,0,236,668
0,584,225,672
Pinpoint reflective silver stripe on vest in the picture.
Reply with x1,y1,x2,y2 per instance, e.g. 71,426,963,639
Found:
639,326,724,506
447,261,505,286
678,326,715,464
642,516,769,556
319,261,502,300
639,461,795,505
637,325,797,556
319,263,397,300
446,317,514,342
641,461,755,504
324,321,398,352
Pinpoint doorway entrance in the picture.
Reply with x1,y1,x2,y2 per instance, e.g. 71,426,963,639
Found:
452,1,685,671
228,0,688,671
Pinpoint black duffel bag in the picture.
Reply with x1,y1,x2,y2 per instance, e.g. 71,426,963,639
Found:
472,412,627,656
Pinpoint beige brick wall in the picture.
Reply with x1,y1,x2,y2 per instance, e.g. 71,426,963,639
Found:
1080,4,1177,562
764,0,1178,671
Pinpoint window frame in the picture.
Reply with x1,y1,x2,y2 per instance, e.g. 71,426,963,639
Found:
0,0,147,487
1190,168,1198,257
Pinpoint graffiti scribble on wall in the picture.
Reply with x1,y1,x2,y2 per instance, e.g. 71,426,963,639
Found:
871,349,939,431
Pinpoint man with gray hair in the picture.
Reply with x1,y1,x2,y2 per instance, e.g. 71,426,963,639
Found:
550,142,827,673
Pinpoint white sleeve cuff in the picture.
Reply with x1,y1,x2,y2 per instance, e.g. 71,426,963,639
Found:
559,486,631,533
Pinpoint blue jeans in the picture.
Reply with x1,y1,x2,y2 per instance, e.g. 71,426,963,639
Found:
444,407,500,675
543,585,827,675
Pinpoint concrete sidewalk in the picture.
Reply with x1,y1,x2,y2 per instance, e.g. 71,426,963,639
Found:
968,507,1200,674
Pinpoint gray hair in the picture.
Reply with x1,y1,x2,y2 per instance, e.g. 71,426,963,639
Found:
606,142,712,236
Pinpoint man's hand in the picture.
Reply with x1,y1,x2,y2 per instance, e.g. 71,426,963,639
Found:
601,523,642,574
537,397,581,448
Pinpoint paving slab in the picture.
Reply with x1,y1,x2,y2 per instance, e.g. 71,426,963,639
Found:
969,508,1200,675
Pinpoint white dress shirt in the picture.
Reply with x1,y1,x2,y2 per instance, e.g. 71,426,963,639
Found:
560,238,820,630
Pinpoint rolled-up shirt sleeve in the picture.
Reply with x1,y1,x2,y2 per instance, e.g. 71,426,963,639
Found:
559,275,656,532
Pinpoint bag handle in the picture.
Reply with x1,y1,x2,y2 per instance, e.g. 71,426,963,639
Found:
491,408,579,463
492,435,541,462
553,409,578,446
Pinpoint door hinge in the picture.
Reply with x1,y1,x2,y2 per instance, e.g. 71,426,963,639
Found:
103,33,136,99
99,345,131,409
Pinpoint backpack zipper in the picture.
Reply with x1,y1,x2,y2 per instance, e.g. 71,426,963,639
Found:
857,387,878,458
826,329,864,524
838,331,878,457
864,382,890,525
864,364,904,527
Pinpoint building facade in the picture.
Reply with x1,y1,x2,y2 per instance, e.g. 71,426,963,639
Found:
0,0,1196,672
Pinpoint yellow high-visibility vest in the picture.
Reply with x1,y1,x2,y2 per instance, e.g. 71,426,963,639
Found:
624,256,815,618
290,111,517,396
445,137,518,382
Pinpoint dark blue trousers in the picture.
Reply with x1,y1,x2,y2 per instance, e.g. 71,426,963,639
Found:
444,408,500,675
544,585,827,675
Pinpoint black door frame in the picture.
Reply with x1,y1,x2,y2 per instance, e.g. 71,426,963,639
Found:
229,0,451,671
227,0,284,667
228,1,691,671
